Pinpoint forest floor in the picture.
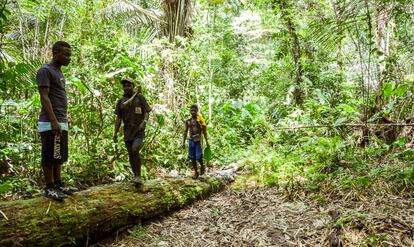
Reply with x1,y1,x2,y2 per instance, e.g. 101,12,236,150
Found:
93,173,414,247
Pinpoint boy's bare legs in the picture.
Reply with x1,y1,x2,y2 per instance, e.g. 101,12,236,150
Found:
191,160,199,179
199,160,205,176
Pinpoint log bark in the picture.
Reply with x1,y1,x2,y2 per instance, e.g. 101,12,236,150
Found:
0,175,229,247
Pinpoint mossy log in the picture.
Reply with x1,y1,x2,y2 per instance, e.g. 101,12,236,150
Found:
0,176,228,247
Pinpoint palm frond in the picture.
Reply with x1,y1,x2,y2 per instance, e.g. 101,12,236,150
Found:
308,0,413,54
0,49,16,63
307,0,367,53
104,0,164,26
126,24,160,44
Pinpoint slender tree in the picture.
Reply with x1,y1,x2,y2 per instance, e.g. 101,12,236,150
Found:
272,0,304,106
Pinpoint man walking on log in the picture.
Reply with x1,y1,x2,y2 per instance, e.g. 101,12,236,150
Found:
37,41,78,201
182,104,209,179
113,78,151,189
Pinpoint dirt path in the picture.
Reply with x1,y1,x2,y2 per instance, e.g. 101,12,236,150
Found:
94,186,414,247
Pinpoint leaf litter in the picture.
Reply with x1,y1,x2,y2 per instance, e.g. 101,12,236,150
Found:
94,181,414,247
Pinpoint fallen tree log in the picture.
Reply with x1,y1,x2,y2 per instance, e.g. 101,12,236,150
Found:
0,170,236,247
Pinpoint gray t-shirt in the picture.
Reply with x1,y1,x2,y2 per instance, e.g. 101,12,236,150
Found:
36,64,68,122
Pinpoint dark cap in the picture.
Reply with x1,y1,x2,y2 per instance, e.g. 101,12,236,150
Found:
121,78,134,85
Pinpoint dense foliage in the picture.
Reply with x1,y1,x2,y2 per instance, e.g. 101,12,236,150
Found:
1,0,414,202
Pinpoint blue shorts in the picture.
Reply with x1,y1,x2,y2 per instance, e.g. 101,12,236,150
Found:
188,139,202,161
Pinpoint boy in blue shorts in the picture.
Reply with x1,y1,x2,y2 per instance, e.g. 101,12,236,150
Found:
182,104,209,179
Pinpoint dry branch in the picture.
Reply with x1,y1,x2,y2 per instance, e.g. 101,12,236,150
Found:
274,123,414,130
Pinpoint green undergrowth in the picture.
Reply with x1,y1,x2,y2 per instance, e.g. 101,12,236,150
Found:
238,133,414,199
0,99,262,200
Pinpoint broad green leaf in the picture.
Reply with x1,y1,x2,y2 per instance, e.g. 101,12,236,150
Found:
393,137,407,148
204,146,212,161
382,83,393,97
72,78,87,95
156,114,165,127
244,103,256,114
394,84,408,97
0,182,12,194
338,104,355,113
147,66,157,73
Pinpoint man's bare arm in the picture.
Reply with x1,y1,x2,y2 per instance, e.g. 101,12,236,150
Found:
39,87,60,134
182,121,188,149
113,116,122,142
202,126,209,147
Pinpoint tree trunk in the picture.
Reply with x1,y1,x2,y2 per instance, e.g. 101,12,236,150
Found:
375,3,391,86
273,0,304,106
161,0,193,43
0,175,231,246
331,0,344,69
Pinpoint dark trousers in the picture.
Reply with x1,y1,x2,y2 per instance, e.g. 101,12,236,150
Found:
125,137,144,177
